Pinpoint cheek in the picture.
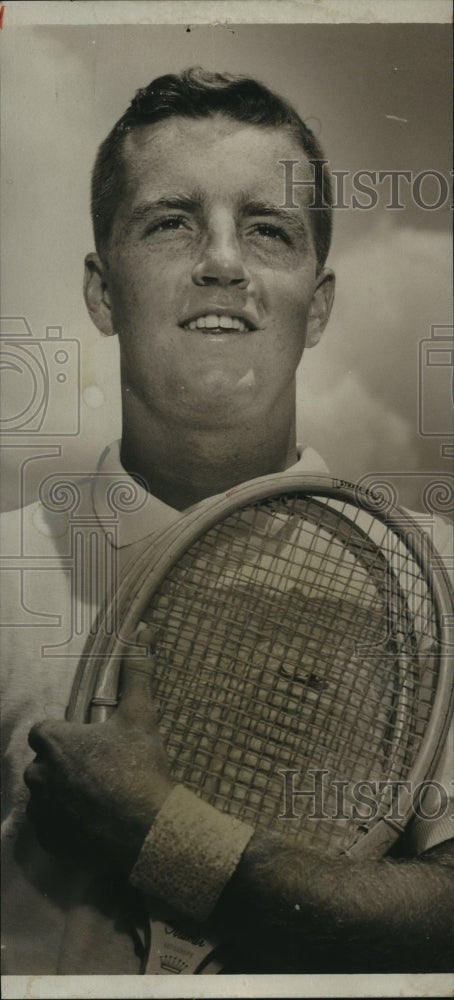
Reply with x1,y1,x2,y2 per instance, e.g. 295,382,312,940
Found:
270,296,310,362
108,257,173,326
267,268,314,322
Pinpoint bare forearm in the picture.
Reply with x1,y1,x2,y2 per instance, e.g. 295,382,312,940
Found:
25,648,453,974
215,834,454,972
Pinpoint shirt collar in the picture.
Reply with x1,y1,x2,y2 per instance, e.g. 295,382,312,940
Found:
91,440,329,549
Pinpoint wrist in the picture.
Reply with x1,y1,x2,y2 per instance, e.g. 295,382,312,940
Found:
129,784,255,920
121,777,176,871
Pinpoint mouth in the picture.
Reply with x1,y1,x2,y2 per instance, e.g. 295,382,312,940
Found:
180,312,257,333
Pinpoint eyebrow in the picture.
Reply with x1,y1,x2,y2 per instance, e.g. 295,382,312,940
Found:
125,193,310,241
125,194,204,231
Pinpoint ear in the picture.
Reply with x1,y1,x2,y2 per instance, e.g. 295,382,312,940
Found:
306,268,335,348
83,253,115,336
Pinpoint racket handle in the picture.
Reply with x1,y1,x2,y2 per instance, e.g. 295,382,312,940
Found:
143,902,223,975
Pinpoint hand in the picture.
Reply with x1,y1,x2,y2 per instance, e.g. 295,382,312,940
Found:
24,630,174,872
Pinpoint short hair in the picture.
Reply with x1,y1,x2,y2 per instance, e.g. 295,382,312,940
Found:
91,67,333,269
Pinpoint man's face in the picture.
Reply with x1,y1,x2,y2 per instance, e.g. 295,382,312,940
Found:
90,115,333,428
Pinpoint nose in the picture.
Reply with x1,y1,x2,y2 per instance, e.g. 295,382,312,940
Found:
191,211,251,288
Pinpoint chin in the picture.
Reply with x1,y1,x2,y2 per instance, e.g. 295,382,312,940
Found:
178,378,267,427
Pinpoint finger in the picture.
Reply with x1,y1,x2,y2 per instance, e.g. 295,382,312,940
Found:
27,720,63,755
24,758,50,791
28,719,87,760
26,794,62,856
26,792,87,861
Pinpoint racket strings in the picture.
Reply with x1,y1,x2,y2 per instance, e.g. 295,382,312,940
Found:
139,494,439,853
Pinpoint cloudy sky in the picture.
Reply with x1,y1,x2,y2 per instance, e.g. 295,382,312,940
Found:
1,20,452,511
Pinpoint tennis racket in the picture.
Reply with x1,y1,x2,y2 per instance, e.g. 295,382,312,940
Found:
67,474,454,973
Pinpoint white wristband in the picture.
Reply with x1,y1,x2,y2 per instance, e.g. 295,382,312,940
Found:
129,785,254,921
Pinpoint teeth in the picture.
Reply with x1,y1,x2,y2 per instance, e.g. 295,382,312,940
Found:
185,314,248,332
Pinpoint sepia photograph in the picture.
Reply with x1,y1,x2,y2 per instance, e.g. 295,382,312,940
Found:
1,2,453,997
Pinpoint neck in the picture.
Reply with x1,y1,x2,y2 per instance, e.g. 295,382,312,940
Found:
120,397,298,511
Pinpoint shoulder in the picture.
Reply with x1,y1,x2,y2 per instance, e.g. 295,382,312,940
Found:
1,499,67,557
0,473,98,554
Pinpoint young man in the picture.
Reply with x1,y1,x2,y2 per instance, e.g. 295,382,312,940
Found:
2,69,453,975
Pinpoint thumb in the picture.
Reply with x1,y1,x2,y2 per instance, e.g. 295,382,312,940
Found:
116,627,161,726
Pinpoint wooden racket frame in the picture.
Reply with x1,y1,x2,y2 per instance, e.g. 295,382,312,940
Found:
67,474,454,860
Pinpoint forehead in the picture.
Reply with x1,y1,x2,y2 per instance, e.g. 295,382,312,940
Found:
120,114,314,209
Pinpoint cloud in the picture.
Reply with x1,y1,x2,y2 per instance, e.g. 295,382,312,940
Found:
297,216,452,499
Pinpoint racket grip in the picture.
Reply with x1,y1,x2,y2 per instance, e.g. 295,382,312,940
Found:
143,901,223,975
129,784,254,922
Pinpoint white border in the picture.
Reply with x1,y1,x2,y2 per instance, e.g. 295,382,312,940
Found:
1,2,453,999
2,0,452,26
2,972,454,998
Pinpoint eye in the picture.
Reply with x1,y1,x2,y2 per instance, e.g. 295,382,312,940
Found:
249,223,292,245
144,215,191,236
